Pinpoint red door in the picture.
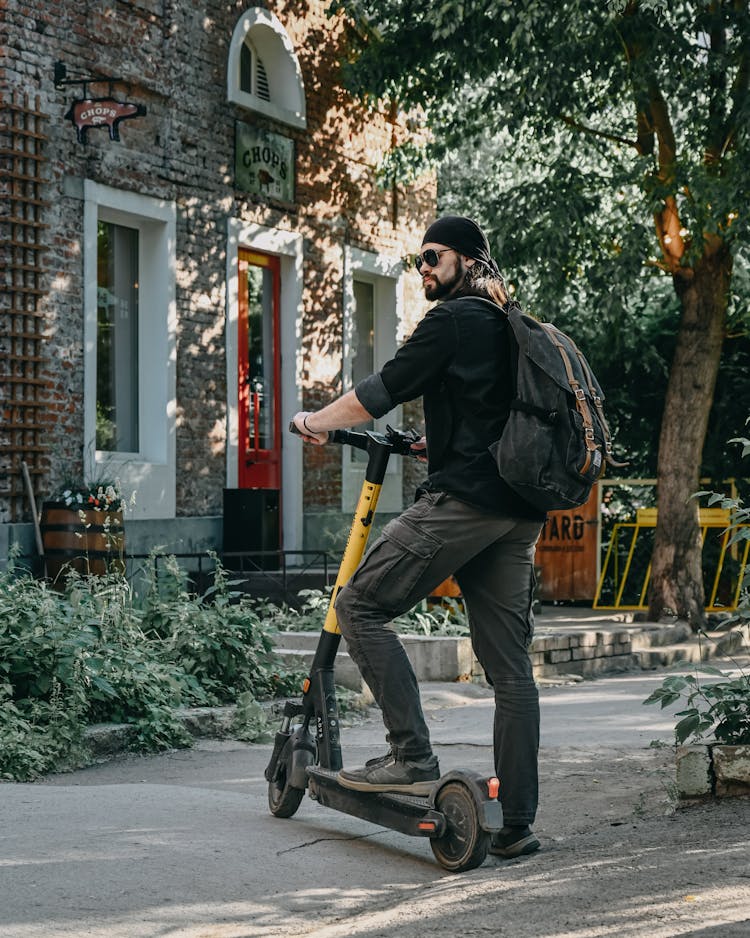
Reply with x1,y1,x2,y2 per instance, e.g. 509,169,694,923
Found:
238,249,281,491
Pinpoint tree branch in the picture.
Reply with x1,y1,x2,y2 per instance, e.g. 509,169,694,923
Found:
645,74,687,271
560,115,641,151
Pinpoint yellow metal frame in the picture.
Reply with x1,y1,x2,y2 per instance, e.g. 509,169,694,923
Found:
593,509,750,612
322,480,383,633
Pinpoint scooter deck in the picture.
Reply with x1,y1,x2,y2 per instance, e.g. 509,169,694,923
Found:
306,766,447,838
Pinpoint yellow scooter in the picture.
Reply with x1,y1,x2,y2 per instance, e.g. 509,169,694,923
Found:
264,424,502,872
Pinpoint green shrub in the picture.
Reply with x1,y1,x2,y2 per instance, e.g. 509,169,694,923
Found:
644,666,750,745
141,552,301,702
0,549,303,780
283,588,469,636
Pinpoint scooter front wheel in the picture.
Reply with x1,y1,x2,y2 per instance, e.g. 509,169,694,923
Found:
267,738,305,818
430,781,488,872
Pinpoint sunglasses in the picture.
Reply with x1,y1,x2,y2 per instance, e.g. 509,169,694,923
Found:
414,248,453,272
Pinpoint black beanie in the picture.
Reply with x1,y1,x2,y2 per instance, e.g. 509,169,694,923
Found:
421,215,500,274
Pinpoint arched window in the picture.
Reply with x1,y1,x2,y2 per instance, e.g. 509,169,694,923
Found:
227,8,306,129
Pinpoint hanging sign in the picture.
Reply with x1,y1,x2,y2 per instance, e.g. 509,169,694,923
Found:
235,122,294,202
53,63,146,145
65,96,147,144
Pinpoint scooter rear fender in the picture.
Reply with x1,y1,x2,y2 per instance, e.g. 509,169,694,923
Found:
429,769,504,832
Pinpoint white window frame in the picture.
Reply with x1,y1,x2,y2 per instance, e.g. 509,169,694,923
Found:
226,219,304,550
342,246,405,514
83,182,177,520
227,7,306,130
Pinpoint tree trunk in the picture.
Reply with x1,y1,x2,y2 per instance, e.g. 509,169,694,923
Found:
648,247,732,629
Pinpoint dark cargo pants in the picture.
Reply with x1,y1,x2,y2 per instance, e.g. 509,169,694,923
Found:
335,491,543,826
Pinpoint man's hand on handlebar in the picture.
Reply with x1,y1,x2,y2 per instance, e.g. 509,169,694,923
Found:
292,411,329,445
410,435,428,463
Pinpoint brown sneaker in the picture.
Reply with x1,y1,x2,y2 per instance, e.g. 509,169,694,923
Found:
489,825,540,859
337,755,440,795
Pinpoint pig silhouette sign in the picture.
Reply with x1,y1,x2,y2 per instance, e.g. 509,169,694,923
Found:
65,96,146,144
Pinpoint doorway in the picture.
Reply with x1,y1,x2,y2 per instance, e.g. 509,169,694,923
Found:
235,248,282,552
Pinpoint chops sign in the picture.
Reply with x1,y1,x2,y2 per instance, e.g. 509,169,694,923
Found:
65,96,146,144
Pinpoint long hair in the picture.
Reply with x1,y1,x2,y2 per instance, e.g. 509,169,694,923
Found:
458,262,509,306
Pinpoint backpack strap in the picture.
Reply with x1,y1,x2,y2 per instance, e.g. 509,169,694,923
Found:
542,323,628,470
572,344,629,467
539,322,599,476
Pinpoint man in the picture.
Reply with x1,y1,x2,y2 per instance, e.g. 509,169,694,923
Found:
292,216,546,859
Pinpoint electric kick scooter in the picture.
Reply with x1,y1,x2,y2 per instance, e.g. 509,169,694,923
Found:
264,424,503,872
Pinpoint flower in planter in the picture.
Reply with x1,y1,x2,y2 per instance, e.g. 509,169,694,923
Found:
53,479,126,513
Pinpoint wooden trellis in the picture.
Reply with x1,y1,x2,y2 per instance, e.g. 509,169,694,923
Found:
0,93,49,523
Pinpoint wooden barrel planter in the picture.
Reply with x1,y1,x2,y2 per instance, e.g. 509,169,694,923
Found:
40,501,125,586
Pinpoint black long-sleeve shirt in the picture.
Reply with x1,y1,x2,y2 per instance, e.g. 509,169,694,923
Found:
354,296,545,520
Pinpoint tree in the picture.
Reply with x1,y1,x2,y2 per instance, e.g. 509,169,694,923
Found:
333,0,750,627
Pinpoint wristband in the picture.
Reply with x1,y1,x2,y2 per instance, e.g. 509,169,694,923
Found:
303,413,316,434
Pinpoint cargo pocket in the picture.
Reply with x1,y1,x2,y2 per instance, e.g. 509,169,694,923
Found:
347,516,442,613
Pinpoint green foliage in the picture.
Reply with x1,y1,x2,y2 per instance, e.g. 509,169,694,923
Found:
643,666,750,745
392,599,469,637
0,550,303,781
230,690,273,743
277,588,469,636
332,0,750,478
141,553,300,702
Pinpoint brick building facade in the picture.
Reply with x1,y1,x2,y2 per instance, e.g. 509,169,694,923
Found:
1,1,436,566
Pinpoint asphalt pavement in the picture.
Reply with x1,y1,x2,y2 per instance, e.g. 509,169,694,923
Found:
1,663,749,938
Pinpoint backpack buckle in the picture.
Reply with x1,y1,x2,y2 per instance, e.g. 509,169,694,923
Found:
585,427,595,441
574,388,586,401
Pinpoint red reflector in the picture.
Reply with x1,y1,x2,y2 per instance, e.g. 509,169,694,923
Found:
487,777,500,799
302,678,311,693
418,821,437,831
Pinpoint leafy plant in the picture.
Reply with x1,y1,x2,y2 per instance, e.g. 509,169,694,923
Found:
141,552,301,702
392,600,469,637
0,548,304,781
643,665,750,745
279,588,469,637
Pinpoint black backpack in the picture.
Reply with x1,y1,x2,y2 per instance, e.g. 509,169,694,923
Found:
489,302,624,512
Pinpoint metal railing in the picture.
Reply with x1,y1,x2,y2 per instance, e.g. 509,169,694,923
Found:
124,549,335,605
593,507,750,612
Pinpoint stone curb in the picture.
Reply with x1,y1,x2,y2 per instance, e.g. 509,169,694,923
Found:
676,743,750,799
84,695,369,759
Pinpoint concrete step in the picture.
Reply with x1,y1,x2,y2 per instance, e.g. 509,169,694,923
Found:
272,630,325,652
272,624,748,687
273,631,474,687
273,647,370,697
629,623,693,650
638,627,747,670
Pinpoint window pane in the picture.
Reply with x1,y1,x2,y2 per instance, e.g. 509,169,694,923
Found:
240,42,253,93
351,280,375,461
96,221,139,452
246,264,275,450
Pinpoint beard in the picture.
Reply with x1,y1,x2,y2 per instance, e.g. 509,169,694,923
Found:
423,264,465,301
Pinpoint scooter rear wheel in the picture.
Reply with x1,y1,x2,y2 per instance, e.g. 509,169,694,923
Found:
430,781,488,872
268,738,305,818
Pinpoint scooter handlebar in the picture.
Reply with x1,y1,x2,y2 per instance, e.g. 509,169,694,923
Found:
288,421,420,457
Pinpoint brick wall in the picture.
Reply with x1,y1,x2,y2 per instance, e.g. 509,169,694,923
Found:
0,0,436,527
